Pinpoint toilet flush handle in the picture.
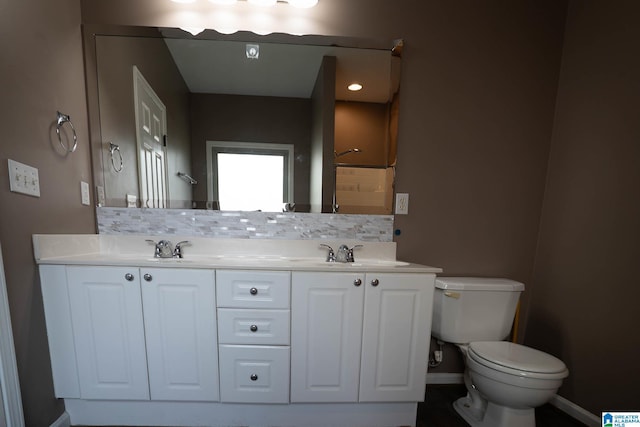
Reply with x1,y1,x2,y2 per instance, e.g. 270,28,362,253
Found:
444,291,461,299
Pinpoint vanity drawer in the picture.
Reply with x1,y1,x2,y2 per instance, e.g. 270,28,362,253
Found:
218,309,290,345
216,270,290,309
218,345,290,403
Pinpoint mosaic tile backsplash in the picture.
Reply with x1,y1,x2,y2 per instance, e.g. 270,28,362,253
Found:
97,208,394,242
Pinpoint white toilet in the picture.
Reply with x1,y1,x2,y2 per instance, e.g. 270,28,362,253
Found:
431,277,569,427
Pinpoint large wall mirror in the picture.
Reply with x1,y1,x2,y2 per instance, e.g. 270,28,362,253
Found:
84,25,401,214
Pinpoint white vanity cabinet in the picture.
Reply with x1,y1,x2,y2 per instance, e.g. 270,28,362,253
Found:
290,271,364,402
140,267,219,401
66,266,150,400
42,265,218,401
216,270,291,403
359,272,434,402
291,271,434,403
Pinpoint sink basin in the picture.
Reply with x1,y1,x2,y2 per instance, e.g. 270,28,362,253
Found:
277,258,410,267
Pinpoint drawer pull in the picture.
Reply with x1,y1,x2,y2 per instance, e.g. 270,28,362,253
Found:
371,278,379,287
250,324,258,332
354,278,362,287
124,273,134,281
249,287,258,295
143,273,152,282
250,374,258,381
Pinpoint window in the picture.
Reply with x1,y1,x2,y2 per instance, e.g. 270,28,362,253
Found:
206,141,294,212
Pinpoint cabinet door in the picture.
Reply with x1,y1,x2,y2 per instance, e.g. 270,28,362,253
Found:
66,266,149,400
359,273,434,402
141,268,219,401
290,271,364,402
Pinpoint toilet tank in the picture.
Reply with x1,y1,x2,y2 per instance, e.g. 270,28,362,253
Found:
431,277,524,344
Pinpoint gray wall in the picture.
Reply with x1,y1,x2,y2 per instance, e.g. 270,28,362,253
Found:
526,0,640,413
0,0,95,426
189,93,312,208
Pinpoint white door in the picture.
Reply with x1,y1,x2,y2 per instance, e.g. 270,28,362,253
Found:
67,266,149,400
359,273,434,402
290,271,364,402
140,268,219,401
134,66,168,208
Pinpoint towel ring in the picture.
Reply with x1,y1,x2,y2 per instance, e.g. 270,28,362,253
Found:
56,111,78,153
109,142,123,173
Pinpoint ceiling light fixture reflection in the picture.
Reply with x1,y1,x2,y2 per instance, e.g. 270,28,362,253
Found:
177,0,319,7
248,0,277,6
287,0,318,7
348,83,363,91
180,27,206,35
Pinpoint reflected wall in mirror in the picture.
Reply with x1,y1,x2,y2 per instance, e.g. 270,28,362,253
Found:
85,25,401,214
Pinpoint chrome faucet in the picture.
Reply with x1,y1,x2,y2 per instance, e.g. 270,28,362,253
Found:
146,239,191,259
320,244,363,263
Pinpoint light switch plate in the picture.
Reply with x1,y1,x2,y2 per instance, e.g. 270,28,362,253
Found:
81,181,90,206
8,159,40,197
395,193,409,215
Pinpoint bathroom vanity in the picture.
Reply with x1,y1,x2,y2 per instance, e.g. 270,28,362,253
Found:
34,234,441,427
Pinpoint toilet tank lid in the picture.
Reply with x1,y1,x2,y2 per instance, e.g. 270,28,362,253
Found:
435,277,525,291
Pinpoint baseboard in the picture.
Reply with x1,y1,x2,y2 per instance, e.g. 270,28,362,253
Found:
50,411,71,427
550,395,600,427
425,372,464,384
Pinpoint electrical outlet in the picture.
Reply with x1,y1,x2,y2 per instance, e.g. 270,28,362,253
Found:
395,193,409,215
81,181,90,206
126,194,137,208
8,159,40,197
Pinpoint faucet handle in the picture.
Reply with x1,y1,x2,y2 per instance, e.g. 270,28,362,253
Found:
146,239,161,257
346,245,363,262
319,244,336,262
173,241,191,258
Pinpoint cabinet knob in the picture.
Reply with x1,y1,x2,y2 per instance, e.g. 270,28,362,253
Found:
143,273,152,282
124,273,134,282
371,278,379,287
249,287,258,295
250,374,258,381
354,278,362,287
250,325,258,332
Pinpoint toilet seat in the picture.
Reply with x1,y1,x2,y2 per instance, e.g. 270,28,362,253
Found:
468,341,568,380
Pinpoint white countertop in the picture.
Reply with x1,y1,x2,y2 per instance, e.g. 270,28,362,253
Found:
33,234,442,274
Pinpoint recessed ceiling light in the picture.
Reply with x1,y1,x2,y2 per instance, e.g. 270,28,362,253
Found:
246,44,260,59
348,83,363,91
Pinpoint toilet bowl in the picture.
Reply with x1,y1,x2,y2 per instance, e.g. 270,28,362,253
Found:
431,277,569,427
455,341,569,427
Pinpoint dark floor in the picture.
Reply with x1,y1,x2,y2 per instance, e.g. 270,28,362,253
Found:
417,384,588,427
